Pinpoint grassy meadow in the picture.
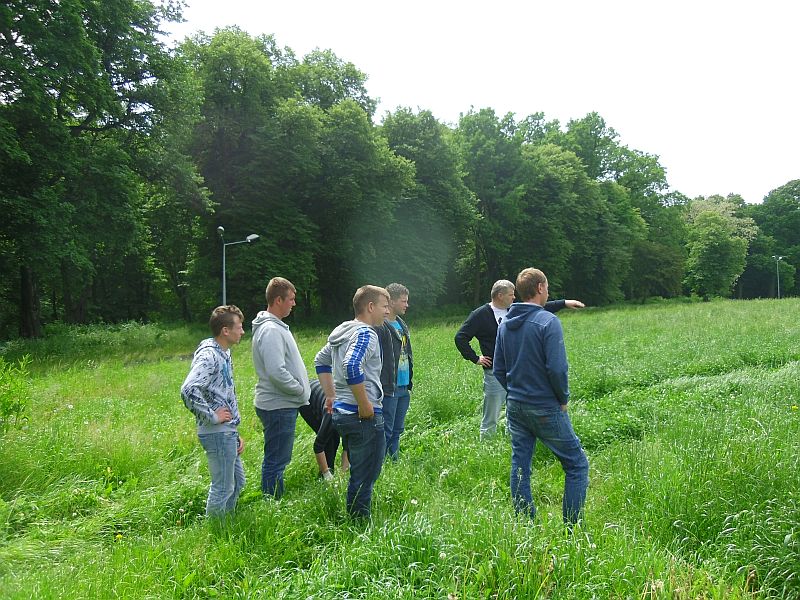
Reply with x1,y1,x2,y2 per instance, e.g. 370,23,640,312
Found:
1,299,799,599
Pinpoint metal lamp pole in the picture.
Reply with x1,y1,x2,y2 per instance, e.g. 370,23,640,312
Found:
772,255,784,299
218,226,260,305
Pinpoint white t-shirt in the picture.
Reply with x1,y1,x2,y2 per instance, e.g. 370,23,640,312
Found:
490,302,509,326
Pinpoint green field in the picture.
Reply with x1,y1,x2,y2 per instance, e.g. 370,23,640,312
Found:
1,299,799,599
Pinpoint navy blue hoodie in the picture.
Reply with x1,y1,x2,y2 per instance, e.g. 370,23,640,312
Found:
493,302,569,407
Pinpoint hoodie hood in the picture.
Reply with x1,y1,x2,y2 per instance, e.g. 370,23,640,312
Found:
327,319,370,347
252,310,289,332
196,337,230,361
504,302,544,331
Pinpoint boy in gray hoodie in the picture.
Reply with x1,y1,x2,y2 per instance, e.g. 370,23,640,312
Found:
181,305,246,517
252,277,311,499
315,285,389,518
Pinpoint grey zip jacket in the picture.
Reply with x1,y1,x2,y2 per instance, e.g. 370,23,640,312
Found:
314,320,383,411
252,311,311,411
180,338,240,435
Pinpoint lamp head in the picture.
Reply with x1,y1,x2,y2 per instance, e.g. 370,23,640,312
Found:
217,226,225,237
246,234,260,243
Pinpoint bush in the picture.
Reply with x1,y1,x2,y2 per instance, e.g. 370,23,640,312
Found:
0,355,30,433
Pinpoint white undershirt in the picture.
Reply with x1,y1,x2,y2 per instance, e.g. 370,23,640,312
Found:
490,302,508,325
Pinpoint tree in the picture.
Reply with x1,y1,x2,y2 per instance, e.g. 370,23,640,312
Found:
454,109,523,302
381,108,477,307
0,0,183,336
684,200,753,299
748,179,800,296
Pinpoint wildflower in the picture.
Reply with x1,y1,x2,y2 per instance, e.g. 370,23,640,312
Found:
72,512,77,518
115,533,123,541
410,499,418,505
439,551,447,560
792,405,798,410
67,404,74,410
179,508,185,514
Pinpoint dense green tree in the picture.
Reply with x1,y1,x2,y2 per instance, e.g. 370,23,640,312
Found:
292,49,376,116
0,0,183,336
454,109,523,302
310,100,413,314
748,180,800,296
381,108,477,307
684,201,753,299
562,112,620,180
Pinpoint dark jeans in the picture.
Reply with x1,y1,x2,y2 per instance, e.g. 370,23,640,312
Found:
506,400,589,524
255,406,298,499
332,412,385,518
382,386,410,459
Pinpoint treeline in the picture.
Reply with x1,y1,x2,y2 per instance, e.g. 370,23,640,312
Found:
1,1,798,338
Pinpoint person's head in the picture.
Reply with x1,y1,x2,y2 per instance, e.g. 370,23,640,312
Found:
385,282,409,317
353,285,390,326
266,277,297,320
209,305,245,348
515,268,548,303
490,279,516,309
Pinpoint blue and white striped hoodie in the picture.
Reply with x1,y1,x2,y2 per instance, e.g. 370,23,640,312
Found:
180,338,241,434
314,320,383,413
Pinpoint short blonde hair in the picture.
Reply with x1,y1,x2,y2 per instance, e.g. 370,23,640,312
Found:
353,285,390,314
266,277,296,306
515,268,547,301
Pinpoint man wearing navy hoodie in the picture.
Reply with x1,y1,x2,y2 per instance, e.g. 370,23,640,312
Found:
493,268,589,525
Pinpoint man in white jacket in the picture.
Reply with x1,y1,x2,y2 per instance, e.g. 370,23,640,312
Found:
252,277,311,499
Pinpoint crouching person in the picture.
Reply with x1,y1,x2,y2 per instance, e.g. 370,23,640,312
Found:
180,305,246,517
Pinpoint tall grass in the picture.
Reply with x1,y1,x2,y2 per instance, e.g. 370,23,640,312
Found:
1,299,798,598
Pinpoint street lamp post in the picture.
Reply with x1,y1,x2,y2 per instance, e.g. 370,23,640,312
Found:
218,226,260,305
772,255,784,299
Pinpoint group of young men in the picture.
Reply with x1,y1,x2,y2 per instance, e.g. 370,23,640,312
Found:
180,279,413,519
181,266,589,526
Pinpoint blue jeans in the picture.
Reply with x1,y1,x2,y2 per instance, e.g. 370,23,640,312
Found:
198,431,245,516
506,400,589,523
333,412,385,518
255,407,298,499
382,386,410,459
481,370,507,437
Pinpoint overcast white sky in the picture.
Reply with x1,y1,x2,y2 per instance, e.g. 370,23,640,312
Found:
165,0,799,204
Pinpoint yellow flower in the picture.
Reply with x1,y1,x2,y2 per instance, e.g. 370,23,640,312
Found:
792,405,798,410
115,533,123,541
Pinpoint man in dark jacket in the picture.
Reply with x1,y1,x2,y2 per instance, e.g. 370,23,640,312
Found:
454,279,583,438
375,283,414,460
493,268,589,524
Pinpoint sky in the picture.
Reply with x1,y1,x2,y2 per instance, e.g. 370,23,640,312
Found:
164,0,799,204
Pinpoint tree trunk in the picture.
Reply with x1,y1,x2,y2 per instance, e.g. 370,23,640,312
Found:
19,264,42,338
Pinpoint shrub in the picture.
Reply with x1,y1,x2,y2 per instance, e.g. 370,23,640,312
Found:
0,355,30,433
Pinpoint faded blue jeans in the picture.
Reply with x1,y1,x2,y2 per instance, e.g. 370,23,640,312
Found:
198,430,245,516
506,400,589,524
333,412,385,518
255,407,298,499
382,386,410,459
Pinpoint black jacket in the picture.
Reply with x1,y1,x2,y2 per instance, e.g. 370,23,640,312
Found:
375,317,413,396
454,300,566,368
